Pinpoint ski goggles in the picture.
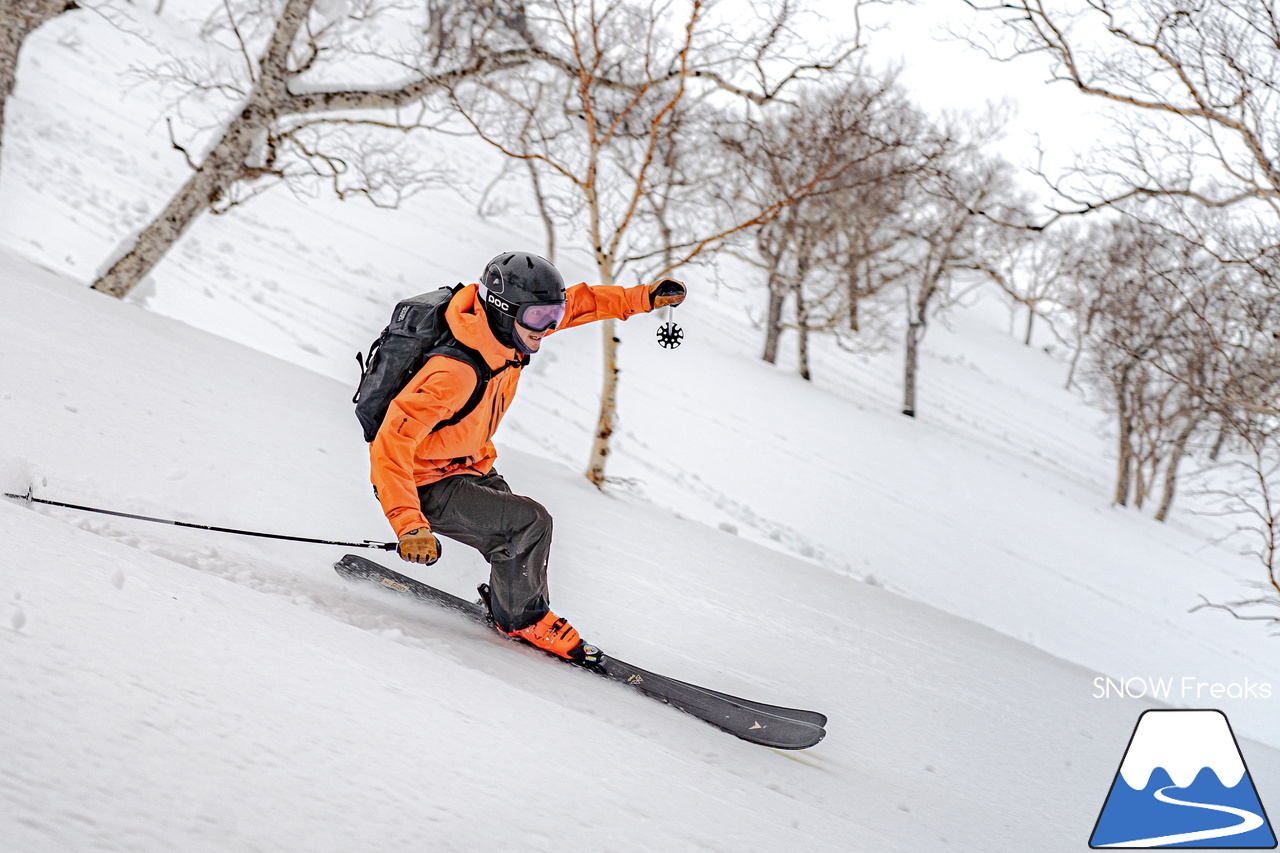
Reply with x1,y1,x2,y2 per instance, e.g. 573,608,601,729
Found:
515,302,566,333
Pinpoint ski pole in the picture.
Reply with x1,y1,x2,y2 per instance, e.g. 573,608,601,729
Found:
2,488,398,551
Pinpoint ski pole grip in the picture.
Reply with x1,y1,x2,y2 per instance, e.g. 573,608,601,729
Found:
378,533,441,564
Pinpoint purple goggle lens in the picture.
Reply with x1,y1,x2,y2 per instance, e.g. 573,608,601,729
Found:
516,302,566,332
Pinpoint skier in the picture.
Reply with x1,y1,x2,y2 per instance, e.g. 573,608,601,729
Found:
369,251,686,662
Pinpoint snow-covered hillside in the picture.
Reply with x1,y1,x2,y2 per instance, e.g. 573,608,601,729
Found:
9,246,1274,852
3,3,1279,850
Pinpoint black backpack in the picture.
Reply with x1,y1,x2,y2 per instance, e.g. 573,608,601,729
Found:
353,285,503,442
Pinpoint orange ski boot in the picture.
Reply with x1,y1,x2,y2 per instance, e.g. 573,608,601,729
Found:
479,585,601,664
506,610,602,664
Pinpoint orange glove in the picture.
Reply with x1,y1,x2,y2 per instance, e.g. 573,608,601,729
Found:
649,279,686,310
397,527,440,565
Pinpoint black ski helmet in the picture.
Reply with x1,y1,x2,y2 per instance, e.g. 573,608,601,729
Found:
477,251,566,350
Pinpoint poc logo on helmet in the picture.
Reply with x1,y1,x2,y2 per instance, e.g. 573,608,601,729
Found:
486,291,512,313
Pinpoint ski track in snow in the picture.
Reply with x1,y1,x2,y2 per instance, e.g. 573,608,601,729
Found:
52,510,507,662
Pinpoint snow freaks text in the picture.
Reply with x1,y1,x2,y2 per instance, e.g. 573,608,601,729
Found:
1093,677,1274,701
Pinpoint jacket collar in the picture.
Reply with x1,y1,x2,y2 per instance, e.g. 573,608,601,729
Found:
446,284,521,370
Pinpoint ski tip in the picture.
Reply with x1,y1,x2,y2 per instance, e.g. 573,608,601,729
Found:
770,726,827,751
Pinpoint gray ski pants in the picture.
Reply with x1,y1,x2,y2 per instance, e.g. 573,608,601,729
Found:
416,470,552,631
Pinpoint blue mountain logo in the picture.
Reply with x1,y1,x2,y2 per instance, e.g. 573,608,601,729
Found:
1091,709,1276,848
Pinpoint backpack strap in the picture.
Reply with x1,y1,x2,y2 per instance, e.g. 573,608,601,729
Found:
351,334,384,405
424,343,521,434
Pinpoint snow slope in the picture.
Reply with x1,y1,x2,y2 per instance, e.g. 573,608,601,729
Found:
0,252,1186,850
7,249,1274,852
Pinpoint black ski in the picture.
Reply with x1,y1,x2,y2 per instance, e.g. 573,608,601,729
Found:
335,554,827,750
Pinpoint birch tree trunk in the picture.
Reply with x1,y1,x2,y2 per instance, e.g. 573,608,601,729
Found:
1208,420,1228,461
525,157,556,263
0,0,76,180
1065,333,1087,390
847,258,861,332
902,318,920,418
92,103,273,297
1136,455,1157,507
586,269,619,489
762,259,785,363
1114,388,1133,507
91,0,314,298
1154,420,1196,522
763,282,785,363
795,281,811,381
903,264,941,418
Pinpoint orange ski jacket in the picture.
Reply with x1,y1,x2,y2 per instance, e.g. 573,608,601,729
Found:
370,281,654,537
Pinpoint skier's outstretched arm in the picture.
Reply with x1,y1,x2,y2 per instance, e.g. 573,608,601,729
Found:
557,278,685,331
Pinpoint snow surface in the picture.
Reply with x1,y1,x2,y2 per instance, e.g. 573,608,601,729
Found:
2,3,1279,850
0,252,1208,852
1118,711,1247,790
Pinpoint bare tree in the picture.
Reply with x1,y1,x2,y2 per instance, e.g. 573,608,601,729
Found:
965,0,1280,252
730,74,927,376
1060,216,1280,520
450,0,862,487
898,141,1022,418
729,83,1024,415
90,0,541,299
1192,429,1280,633
966,221,1077,347
1071,221,1202,508
0,0,78,179
833,158,919,338
1038,221,1114,390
